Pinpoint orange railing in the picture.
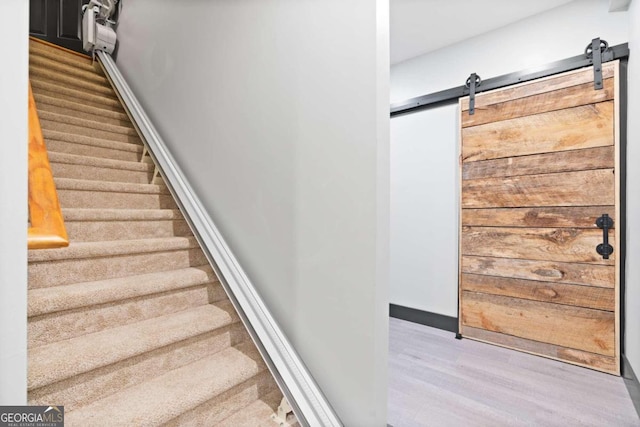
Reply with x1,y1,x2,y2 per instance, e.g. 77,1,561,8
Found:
27,82,68,249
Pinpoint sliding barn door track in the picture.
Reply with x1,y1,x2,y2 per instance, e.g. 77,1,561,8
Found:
390,37,629,116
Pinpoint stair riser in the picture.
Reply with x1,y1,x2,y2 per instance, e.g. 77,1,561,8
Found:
29,248,207,288
30,56,109,86
166,371,279,427
57,189,175,210
51,162,152,184
29,44,97,76
30,66,114,96
29,45,96,73
36,102,132,128
29,324,249,412
29,282,227,347
65,219,191,241
39,111,137,137
41,120,140,144
31,79,124,112
45,139,142,163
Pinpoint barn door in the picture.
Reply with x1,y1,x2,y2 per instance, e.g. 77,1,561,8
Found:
459,61,621,375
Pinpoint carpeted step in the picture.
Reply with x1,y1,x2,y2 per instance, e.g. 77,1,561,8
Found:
31,321,250,413
43,129,145,162
163,371,280,427
49,152,153,184
29,265,219,318
35,92,133,128
29,42,97,74
29,302,238,389
62,208,190,241
29,304,247,412
54,178,175,210
31,77,124,112
39,109,137,137
28,266,226,347
30,64,114,96
63,341,267,425
218,389,287,427
29,54,110,87
40,111,140,144
28,237,205,288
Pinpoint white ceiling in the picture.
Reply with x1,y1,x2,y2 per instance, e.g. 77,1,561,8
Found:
390,0,576,64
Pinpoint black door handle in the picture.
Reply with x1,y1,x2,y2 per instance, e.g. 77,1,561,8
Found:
596,214,614,259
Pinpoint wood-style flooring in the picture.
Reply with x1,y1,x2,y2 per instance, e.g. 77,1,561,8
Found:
388,318,640,426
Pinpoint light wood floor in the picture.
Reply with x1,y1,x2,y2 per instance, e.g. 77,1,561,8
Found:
388,318,640,427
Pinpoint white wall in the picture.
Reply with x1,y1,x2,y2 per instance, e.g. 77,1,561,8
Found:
390,104,459,316
625,0,640,378
115,1,389,425
390,0,630,317
0,0,28,404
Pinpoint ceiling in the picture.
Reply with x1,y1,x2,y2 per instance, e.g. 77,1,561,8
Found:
390,0,575,64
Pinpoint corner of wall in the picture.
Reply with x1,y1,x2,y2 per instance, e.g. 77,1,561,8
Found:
0,0,29,405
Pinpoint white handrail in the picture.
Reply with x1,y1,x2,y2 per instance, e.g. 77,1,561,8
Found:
97,50,342,427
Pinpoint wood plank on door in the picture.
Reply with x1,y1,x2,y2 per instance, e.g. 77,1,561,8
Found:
462,102,614,162
462,227,614,265
462,146,614,180
460,63,616,111
462,169,614,209
461,256,615,288
462,206,616,228
461,326,618,372
462,79,614,128
461,273,615,311
461,291,615,356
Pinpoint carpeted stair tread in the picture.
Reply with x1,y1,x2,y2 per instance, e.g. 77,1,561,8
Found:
33,85,126,116
39,110,135,136
28,265,217,317
56,184,175,210
64,341,265,426
45,139,144,163
29,55,110,86
54,177,169,194
28,243,205,289
50,163,152,184
35,92,130,121
40,114,141,145
30,64,114,96
28,302,239,390
163,370,280,427
48,152,152,173
31,78,124,111
30,73,118,102
61,208,189,242
218,389,286,427
43,129,143,152
35,93,132,127
28,322,251,412
29,42,96,73
62,208,183,221
28,236,197,263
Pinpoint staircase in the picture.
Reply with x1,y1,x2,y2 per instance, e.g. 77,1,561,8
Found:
27,38,289,426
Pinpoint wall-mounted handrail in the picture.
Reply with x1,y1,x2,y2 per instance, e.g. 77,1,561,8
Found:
27,82,69,250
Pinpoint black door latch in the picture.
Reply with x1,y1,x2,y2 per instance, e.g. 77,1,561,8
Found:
595,214,614,259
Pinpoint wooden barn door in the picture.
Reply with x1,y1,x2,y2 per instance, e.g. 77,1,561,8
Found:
459,61,621,375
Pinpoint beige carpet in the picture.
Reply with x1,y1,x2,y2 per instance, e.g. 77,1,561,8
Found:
27,38,289,426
